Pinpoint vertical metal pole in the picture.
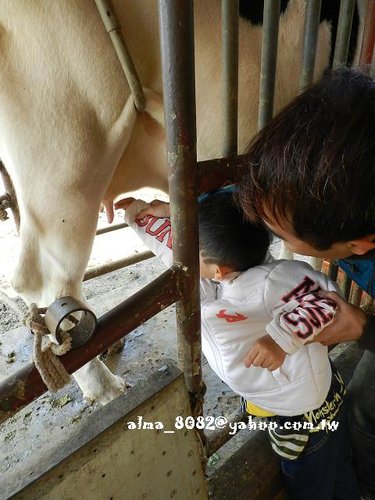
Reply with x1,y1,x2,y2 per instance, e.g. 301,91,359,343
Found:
358,0,375,71
362,294,375,308
258,0,280,131
299,0,322,90
221,0,239,157
350,283,363,307
327,262,339,282
341,274,352,300
332,0,356,69
159,1,203,411
258,1,294,263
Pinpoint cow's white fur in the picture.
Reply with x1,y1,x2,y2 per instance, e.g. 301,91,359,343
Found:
0,1,330,403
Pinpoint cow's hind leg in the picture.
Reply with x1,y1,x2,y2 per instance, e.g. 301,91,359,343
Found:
11,202,127,404
73,359,126,405
6,101,138,404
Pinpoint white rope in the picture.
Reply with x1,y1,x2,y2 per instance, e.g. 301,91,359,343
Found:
25,304,72,392
1,291,72,391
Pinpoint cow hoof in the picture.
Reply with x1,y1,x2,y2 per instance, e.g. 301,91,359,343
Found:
73,358,127,406
83,375,126,406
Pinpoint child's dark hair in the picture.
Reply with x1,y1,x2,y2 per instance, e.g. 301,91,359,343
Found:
237,67,375,250
198,191,270,271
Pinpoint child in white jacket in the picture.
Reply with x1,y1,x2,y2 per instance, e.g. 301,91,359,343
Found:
115,189,359,500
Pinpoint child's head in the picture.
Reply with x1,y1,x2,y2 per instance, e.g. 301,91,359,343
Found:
198,190,270,280
237,67,375,259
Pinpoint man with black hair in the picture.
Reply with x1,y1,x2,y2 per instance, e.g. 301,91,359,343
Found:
237,66,375,498
116,190,359,499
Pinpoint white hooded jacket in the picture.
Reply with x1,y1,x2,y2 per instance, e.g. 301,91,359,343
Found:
125,200,338,416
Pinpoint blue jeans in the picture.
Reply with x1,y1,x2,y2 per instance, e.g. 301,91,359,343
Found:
348,350,375,500
279,403,360,500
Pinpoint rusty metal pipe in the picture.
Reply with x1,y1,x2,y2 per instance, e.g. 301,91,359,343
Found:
159,0,203,405
0,266,183,423
198,155,246,192
359,0,375,69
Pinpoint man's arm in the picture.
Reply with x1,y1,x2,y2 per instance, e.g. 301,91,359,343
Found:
309,290,373,351
244,261,339,370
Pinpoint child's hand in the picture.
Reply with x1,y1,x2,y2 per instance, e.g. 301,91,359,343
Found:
114,198,170,219
244,334,286,371
137,199,170,219
114,197,136,210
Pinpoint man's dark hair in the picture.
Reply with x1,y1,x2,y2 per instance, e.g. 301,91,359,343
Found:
237,67,375,250
198,191,270,271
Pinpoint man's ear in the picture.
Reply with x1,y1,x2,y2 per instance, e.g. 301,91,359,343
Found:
349,235,375,255
214,265,235,281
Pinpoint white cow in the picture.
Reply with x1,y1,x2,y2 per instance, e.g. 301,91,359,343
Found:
0,0,331,403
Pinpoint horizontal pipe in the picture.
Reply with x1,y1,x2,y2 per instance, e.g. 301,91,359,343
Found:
198,155,247,192
0,266,184,423
83,251,154,281
95,222,128,236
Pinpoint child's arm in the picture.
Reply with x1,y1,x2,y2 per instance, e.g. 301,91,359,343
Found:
244,260,339,370
244,334,286,370
263,260,339,356
115,198,174,268
115,198,170,218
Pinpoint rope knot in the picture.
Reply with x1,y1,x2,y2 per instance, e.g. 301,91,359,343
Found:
25,303,71,393
24,303,48,335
